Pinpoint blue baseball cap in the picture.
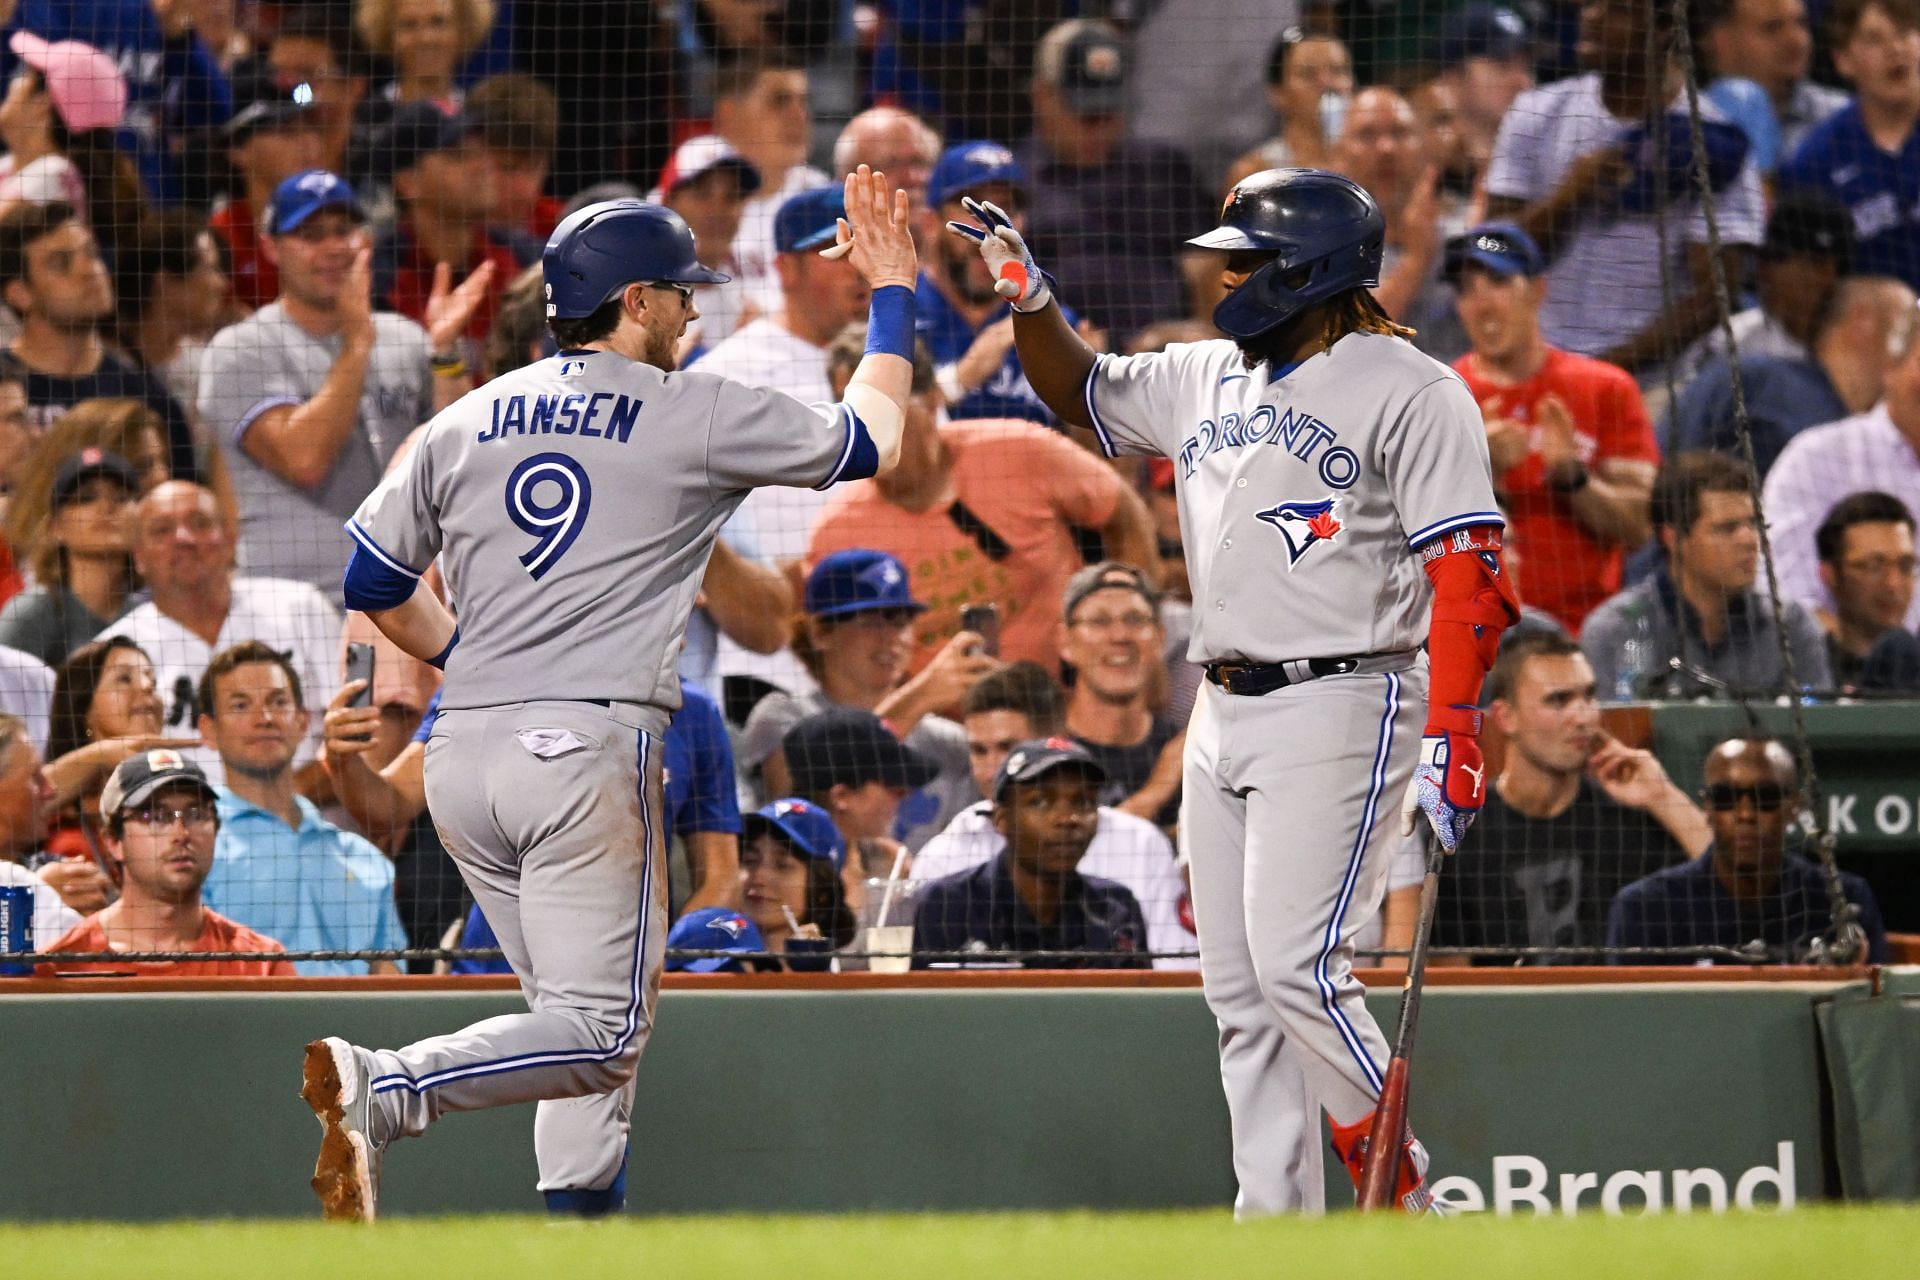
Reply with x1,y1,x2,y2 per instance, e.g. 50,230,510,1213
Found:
803,549,927,619
743,798,847,872
927,140,1025,208
665,908,774,973
773,186,846,254
1442,222,1544,283
266,169,364,236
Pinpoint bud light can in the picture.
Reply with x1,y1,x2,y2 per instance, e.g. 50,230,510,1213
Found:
0,883,33,976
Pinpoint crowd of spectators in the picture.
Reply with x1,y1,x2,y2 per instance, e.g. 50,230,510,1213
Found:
0,0,1915,977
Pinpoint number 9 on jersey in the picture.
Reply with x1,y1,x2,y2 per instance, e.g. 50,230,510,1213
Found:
507,452,593,580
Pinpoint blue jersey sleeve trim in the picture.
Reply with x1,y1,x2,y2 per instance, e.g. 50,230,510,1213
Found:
343,542,419,612
1083,354,1118,458
231,395,304,446
426,626,460,670
344,521,424,578
1406,511,1507,549
814,402,874,490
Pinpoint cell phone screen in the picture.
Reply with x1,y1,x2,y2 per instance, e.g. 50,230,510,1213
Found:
345,643,376,708
959,604,1000,657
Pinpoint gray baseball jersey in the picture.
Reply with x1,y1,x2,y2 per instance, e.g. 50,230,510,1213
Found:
349,349,874,718
202,306,431,591
1084,332,1502,662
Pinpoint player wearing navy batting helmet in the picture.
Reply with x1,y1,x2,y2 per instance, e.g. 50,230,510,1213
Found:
297,167,924,1221
948,168,1518,1215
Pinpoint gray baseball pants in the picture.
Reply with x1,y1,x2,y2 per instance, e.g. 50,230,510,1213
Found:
360,699,669,1195
1182,660,1424,1217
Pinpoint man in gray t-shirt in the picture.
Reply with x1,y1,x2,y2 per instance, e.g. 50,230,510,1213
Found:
199,169,493,592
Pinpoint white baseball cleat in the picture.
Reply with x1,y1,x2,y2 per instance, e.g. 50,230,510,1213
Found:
301,1037,381,1222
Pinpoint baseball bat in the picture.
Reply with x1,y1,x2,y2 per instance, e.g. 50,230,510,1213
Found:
1359,832,1447,1212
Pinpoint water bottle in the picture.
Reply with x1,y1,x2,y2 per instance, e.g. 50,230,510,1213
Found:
1614,609,1652,701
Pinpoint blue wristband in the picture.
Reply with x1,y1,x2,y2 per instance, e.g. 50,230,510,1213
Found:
865,285,916,359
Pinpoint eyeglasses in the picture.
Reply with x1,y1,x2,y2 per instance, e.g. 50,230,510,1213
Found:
1070,611,1157,633
1703,783,1789,812
125,804,218,830
1839,555,1918,579
646,280,695,305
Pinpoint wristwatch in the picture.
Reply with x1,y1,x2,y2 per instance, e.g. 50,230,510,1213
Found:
1549,461,1590,494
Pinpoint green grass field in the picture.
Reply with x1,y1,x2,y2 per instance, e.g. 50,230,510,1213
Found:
6,1207,1916,1280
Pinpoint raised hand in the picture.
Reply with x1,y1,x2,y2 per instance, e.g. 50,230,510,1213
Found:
323,680,382,758
945,197,1050,313
340,241,377,349
819,164,917,291
425,259,498,354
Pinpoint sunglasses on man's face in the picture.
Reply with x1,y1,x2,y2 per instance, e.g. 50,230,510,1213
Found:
1703,782,1789,812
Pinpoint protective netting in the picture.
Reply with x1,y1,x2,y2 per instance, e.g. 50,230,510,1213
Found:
0,0,1913,981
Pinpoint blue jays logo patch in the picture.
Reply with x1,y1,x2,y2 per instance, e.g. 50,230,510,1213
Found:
1255,496,1344,569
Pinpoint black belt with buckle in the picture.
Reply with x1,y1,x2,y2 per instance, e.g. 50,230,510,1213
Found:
1204,656,1364,697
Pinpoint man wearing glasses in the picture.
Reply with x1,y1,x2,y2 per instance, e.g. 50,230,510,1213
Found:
39,749,295,977
199,168,492,592
1060,562,1183,832
1604,737,1888,963
1815,491,1920,690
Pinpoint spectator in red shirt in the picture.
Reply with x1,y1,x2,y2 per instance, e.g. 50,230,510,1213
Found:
40,748,295,976
465,74,565,242
210,73,329,311
1448,223,1658,631
370,102,534,349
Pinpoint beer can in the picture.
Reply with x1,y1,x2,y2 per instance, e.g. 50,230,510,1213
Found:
0,883,32,976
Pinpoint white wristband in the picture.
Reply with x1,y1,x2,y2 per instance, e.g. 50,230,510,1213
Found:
934,362,968,405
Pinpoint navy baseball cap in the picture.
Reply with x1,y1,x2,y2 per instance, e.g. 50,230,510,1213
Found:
1443,222,1544,283
1762,189,1855,265
665,907,775,973
51,446,138,510
1433,4,1532,68
781,709,942,799
927,140,1025,208
991,737,1107,803
380,101,475,177
742,798,847,873
223,69,319,141
803,550,927,620
266,169,365,236
773,186,846,254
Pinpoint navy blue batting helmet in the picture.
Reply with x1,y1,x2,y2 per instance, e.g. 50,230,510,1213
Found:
542,199,729,321
1187,168,1385,341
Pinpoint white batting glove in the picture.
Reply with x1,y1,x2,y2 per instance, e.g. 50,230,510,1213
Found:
945,197,1051,313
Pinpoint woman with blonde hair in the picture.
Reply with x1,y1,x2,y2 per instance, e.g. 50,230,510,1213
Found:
356,0,496,114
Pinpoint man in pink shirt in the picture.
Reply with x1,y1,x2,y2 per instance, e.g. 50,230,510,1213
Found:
809,332,1159,675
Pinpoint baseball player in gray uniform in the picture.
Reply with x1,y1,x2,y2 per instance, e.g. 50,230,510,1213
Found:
950,169,1518,1215
299,166,922,1220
